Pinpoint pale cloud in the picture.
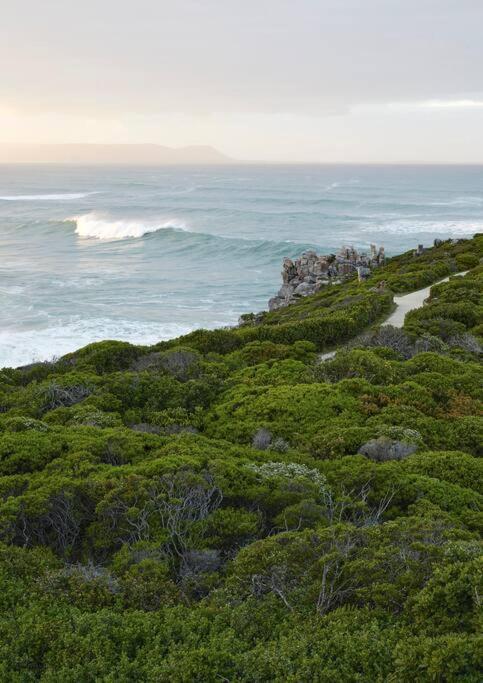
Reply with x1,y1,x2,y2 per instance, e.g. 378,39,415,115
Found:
361,100,483,113
418,100,483,109
1,1,483,161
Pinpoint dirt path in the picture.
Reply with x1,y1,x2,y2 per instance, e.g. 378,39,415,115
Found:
319,271,467,361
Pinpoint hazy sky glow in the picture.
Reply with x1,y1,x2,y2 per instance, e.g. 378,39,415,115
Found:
2,0,483,162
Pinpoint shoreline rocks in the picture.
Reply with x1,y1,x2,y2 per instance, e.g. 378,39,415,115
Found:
268,244,385,311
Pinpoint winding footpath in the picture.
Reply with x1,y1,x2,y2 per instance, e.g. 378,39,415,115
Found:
319,271,467,361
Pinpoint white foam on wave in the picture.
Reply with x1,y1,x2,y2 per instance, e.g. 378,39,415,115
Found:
324,179,359,192
0,318,197,368
0,192,96,201
361,219,481,236
427,196,483,207
69,212,187,240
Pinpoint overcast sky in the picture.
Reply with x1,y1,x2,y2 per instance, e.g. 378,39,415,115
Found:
1,0,483,162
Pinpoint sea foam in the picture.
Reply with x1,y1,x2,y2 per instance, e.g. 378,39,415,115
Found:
70,212,187,240
0,318,196,368
362,219,481,236
427,196,483,207
0,192,95,201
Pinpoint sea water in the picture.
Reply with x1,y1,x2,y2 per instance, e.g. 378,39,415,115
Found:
1,163,482,367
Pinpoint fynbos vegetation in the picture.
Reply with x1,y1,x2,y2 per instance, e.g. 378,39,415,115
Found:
0,235,481,681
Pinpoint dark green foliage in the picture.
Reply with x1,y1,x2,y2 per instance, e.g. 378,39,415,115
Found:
0,235,481,680
60,340,144,374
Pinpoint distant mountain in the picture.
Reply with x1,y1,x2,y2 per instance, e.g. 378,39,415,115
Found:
0,143,234,164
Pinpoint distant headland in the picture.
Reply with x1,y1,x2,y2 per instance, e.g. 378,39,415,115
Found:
0,144,233,165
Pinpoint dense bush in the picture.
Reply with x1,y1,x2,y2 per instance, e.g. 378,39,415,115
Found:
0,235,481,680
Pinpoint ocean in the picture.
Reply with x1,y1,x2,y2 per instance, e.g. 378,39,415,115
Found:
1,163,482,368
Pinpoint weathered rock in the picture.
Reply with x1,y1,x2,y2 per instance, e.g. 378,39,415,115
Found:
268,296,285,312
304,274,317,284
268,243,386,310
294,282,316,296
278,283,295,299
282,257,297,284
314,280,329,291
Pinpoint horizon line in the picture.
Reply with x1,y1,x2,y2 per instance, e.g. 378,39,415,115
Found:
1,160,483,166
1,143,483,166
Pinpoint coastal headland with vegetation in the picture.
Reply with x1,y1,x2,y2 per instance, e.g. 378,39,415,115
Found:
0,235,481,681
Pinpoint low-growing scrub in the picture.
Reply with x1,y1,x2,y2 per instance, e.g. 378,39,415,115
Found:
0,235,481,681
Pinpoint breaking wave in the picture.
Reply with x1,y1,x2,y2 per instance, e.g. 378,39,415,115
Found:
0,318,197,368
65,213,321,260
69,212,188,240
0,192,96,201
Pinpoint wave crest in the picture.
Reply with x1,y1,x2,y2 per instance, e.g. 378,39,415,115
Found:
0,192,96,201
362,219,481,236
70,212,187,240
428,196,483,207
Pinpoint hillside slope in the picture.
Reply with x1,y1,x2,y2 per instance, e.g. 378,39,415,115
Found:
0,235,481,681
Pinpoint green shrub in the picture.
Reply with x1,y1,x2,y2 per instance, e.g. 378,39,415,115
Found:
0,234,480,681
456,252,479,270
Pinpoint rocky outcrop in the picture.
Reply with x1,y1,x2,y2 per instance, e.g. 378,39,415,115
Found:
268,244,385,311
